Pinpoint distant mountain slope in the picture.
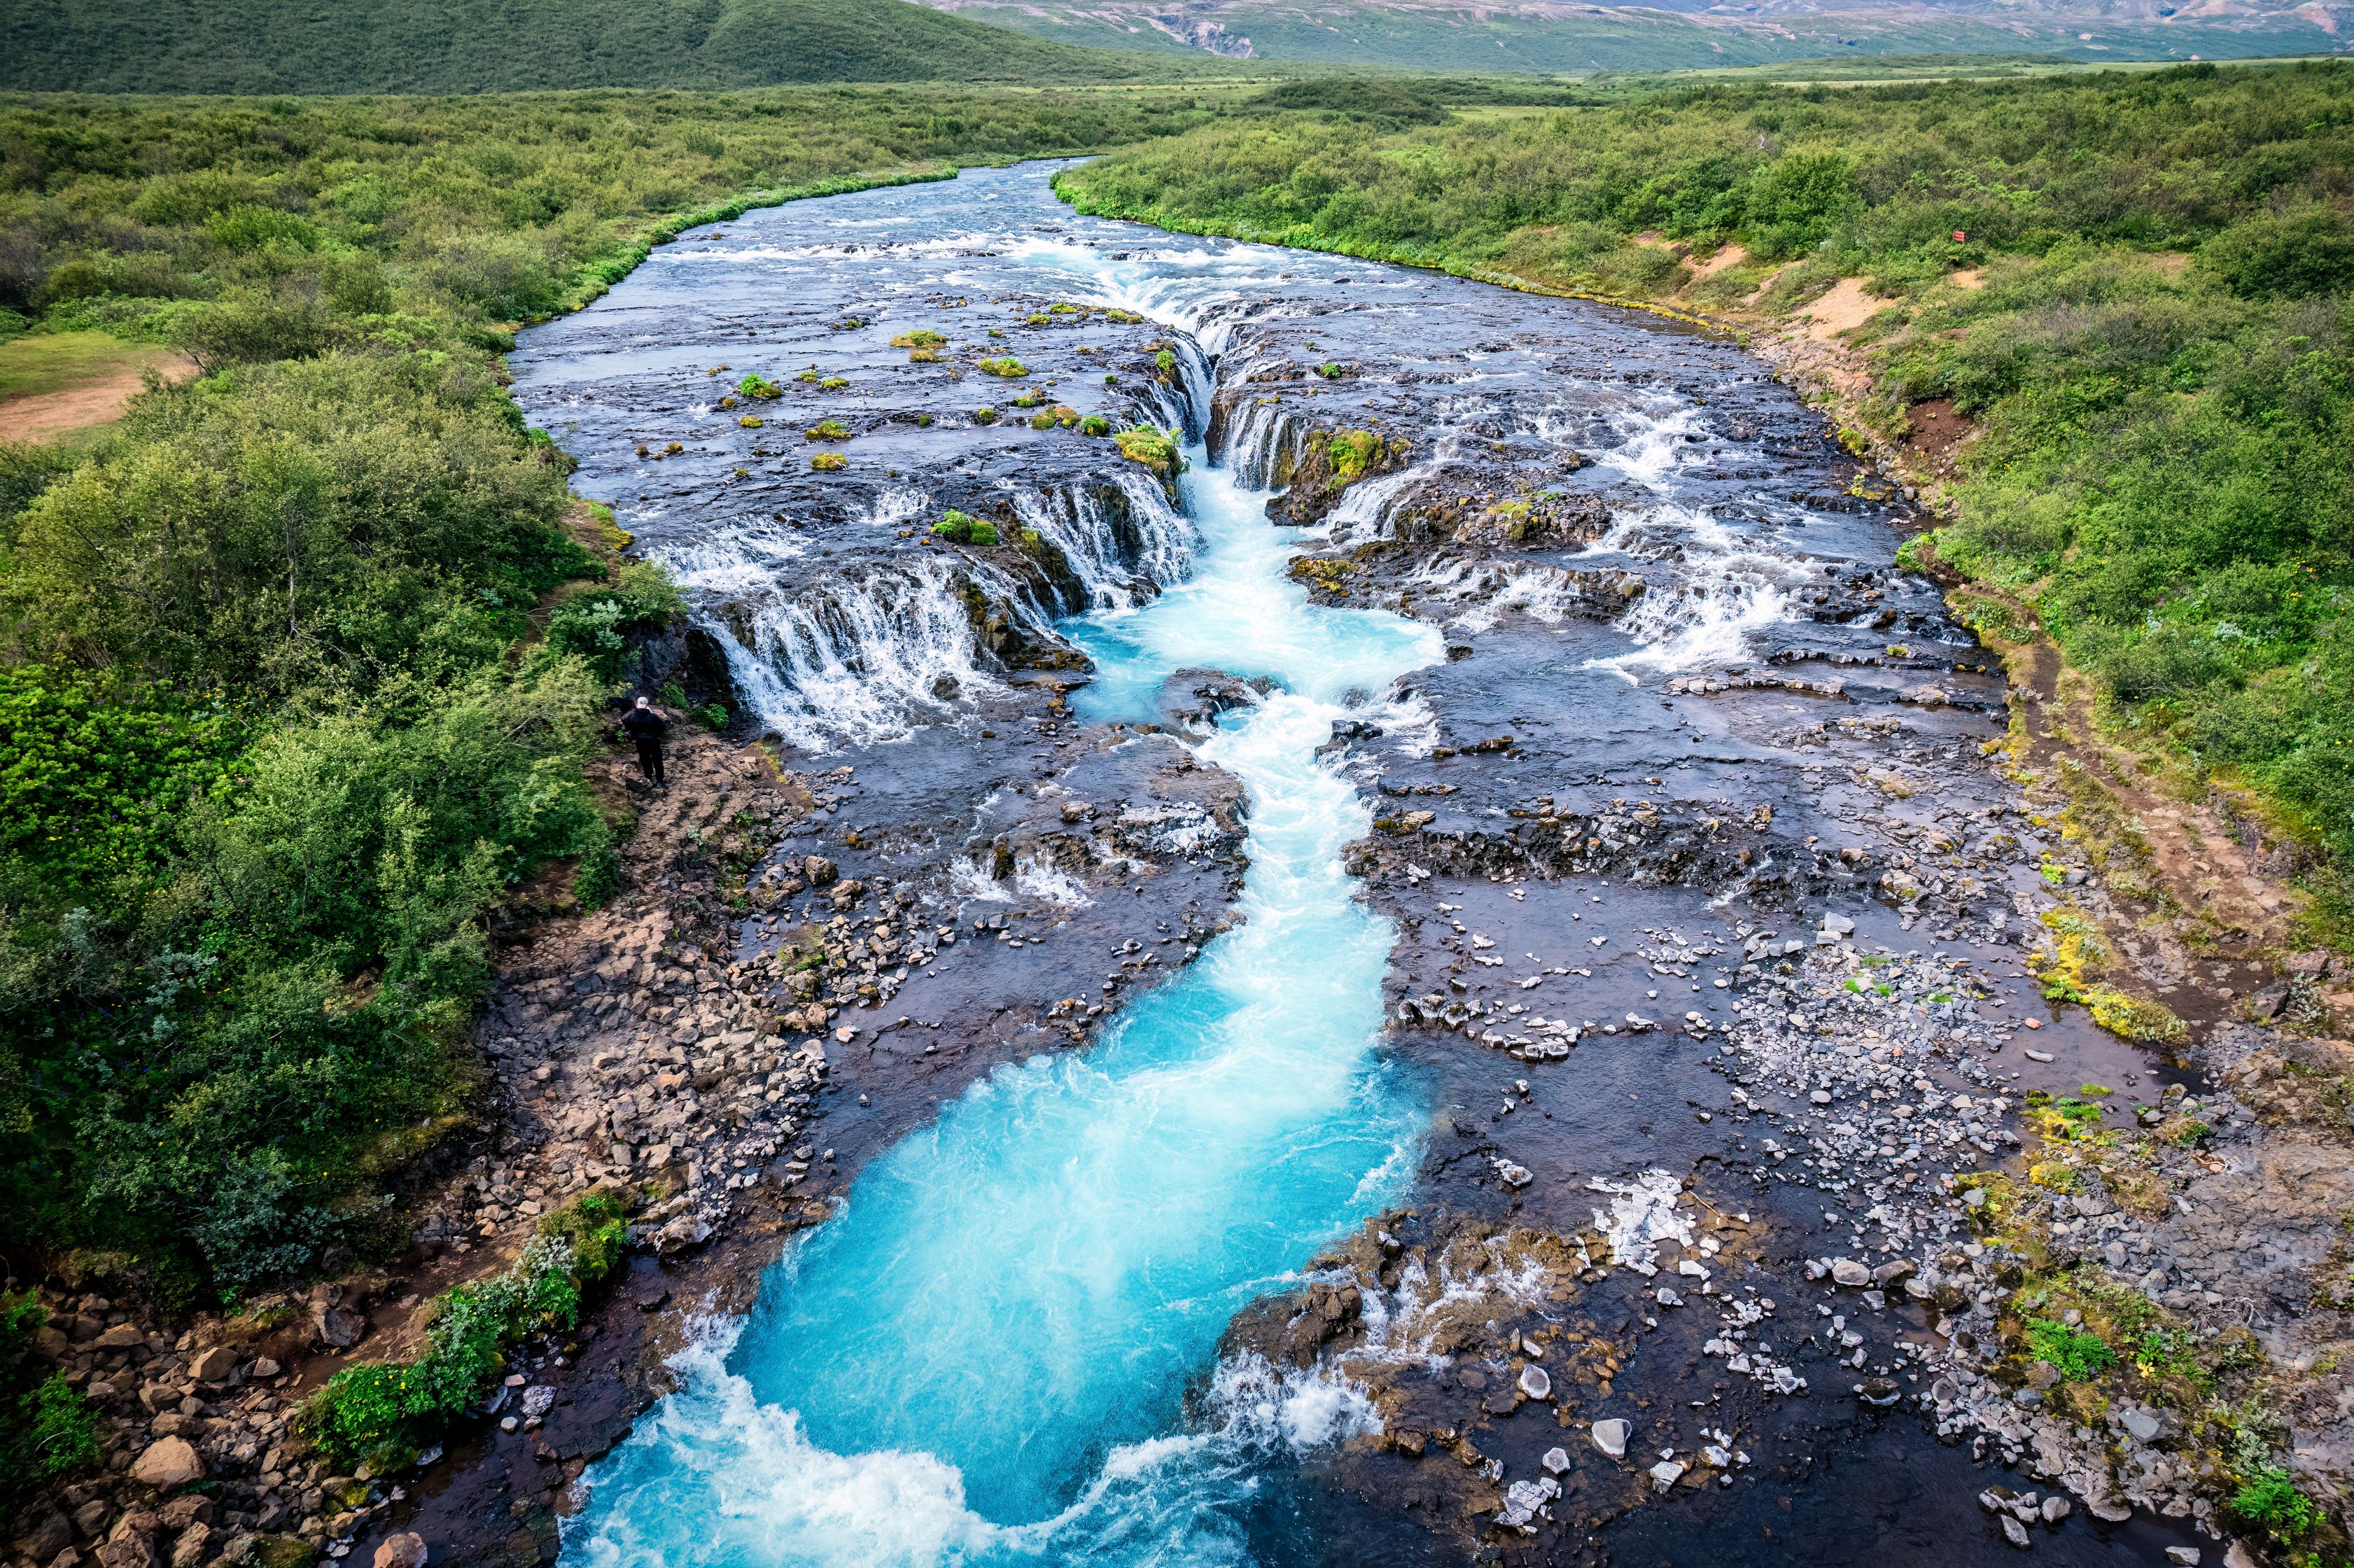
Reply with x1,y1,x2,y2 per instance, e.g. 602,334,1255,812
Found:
923,0,2346,69
0,0,1248,92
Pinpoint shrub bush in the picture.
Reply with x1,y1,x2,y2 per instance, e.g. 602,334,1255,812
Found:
301,1192,629,1469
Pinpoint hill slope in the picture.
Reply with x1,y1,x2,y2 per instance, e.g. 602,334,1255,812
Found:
0,0,1246,92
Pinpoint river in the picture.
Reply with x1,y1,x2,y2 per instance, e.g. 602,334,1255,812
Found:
506,163,2196,1568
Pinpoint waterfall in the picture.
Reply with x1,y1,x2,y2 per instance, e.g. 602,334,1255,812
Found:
694,552,1026,750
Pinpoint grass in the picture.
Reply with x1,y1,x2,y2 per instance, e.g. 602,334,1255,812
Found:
0,330,176,402
299,1191,629,1471
1057,57,2354,937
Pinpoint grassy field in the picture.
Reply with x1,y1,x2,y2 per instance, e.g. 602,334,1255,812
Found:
1059,59,2354,936
0,328,175,402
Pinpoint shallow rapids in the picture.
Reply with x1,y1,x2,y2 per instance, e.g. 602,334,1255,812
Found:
556,232,1447,1568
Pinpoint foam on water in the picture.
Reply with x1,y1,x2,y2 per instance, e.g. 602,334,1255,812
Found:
563,419,1444,1562
711,554,1021,751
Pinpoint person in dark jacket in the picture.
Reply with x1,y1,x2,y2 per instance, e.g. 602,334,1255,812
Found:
621,696,669,788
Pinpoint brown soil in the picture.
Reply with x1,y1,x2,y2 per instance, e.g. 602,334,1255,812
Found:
1682,241,1749,283
0,352,197,443
1800,277,1884,341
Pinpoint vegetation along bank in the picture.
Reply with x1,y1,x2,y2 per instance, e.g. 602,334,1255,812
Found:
0,82,1268,1523
1059,59,2354,937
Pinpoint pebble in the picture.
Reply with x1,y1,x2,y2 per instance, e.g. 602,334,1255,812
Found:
1590,1419,1630,1459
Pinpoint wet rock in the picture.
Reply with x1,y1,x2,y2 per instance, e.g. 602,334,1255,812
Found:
2001,1515,2031,1550
1542,1447,1571,1476
1590,1420,1630,1459
372,1534,428,1568
1830,1259,1870,1287
2166,1550,2201,1566
1518,1365,1551,1401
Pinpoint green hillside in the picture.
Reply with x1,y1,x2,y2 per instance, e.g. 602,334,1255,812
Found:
0,0,1249,92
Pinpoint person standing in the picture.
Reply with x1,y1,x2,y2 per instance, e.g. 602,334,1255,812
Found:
622,695,670,788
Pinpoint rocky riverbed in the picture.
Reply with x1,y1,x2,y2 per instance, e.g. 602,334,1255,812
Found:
14,162,2354,1568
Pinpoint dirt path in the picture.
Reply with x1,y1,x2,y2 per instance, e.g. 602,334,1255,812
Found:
0,353,196,444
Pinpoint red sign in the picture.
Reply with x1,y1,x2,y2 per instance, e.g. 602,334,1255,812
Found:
1953,230,1967,243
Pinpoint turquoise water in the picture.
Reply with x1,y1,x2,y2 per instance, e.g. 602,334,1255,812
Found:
562,447,1443,1567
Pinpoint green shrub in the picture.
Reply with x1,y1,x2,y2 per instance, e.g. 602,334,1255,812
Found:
1,1294,99,1511
2024,1317,2116,1380
810,451,846,472
2201,209,2354,300
969,519,1000,546
2229,1466,2318,1544
300,1192,629,1469
573,831,621,909
804,419,850,440
1114,425,1182,475
932,510,976,542
976,356,1028,377
544,561,684,683
1079,414,1110,435
736,373,782,400
972,407,997,425
1326,428,1382,486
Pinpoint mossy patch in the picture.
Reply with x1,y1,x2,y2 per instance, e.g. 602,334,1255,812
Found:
1114,424,1182,475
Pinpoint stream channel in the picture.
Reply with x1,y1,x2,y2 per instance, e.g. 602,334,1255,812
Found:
505,163,2198,1568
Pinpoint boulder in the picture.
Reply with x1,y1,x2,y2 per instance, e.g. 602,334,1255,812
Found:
156,1498,214,1533
190,1347,240,1382
130,1437,206,1489
372,1534,428,1568
167,1524,212,1568
1830,1259,1871,1287
308,1286,365,1350
13,1507,75,1563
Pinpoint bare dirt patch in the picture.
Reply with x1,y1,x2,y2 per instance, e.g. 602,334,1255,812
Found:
1683,241,1749,282
0,351,195,443
1801,276,1883,340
